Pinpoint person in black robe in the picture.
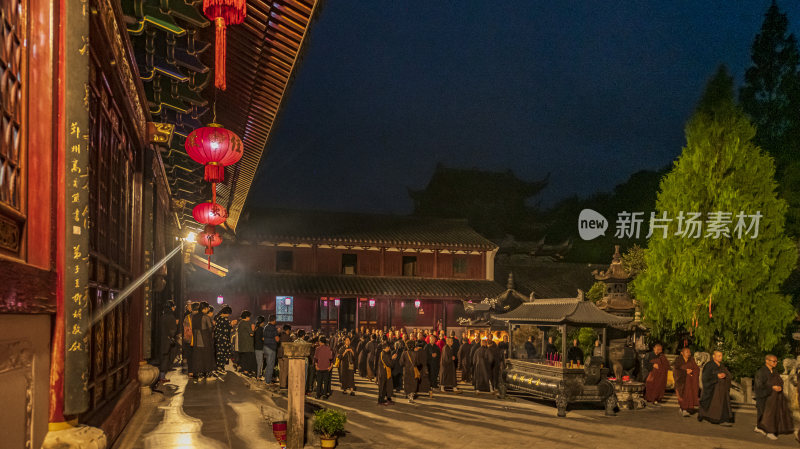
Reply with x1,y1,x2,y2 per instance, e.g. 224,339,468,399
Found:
415,341,432,397
339,337,356,395
698,350,733,425
377,343,397,405
487,339,503,392
458,336,473,383
158,301,179,383
524,335,538,359
472,339,493,393
191,302,216,380
566,339,584,366
754,354,793,439
498,335,510,360
440,337,460,393
402,340,420,402
451,331,461,367
365,335,378,381
356,336,367,377
427,336,441,389
545,336,557,360
469,337,481,381
392,340,405,393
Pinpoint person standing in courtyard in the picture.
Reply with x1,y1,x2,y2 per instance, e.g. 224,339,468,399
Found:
487,337,503,392
278,324,293,389
672,346,700,417
338,336,356,395
645,343,669,405
314,336,334,399
698,350,733,426
236,311,256,377
458,334,473,383
440,336,460,393
566,339,584,366
191,302,216,380
365,334,378,381
473,339,493,393
263,315,279,384
403,340,420,403
253,316,265,379
427,335,441,390
356,334,367,377
213,306,234,374
754,354,793,440
158,300,179,383
377,342,397,405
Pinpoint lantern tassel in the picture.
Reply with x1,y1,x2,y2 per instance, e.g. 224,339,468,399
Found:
214,17,226,90
212,183,217,205
207,255,212,269
205,164,225,183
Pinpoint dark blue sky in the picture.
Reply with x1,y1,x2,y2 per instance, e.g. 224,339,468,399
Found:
249,1,798,214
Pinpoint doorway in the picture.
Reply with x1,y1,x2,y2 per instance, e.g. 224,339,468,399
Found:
339,298,356,331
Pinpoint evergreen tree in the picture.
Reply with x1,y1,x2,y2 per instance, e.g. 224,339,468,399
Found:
740,0,800,236
634,66,798,350
740,0,800,162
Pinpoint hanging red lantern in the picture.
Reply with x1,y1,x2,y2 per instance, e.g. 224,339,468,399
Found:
197,224,223,268
192,201,229,227
203,0,247,90
184,124,243,185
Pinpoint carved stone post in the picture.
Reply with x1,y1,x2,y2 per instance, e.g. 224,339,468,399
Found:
283,340,312,449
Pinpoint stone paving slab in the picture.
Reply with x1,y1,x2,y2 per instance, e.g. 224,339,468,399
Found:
114,368,800,449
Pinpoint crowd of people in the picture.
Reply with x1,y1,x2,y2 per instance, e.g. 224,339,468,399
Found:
158,300,513,405
158,301,800,443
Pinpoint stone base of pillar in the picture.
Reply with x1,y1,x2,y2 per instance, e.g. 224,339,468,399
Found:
42,425,107,449
137,361,162,404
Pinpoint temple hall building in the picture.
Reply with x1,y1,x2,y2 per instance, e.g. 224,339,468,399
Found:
187,209,506,331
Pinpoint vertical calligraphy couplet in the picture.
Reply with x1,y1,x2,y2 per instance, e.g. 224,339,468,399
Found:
63,0,91,415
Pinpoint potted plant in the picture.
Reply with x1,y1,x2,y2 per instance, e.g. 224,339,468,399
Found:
312,408,346,448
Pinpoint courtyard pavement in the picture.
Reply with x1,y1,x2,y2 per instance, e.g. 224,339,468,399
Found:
113,367,800,449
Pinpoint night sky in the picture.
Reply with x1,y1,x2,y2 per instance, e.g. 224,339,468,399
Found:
249,1,799,215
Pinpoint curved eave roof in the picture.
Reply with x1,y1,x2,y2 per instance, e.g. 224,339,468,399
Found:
493,297,632,326
212,0,322,231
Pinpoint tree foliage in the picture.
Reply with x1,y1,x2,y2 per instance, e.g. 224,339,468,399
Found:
634,66,798,351
740,0,800,236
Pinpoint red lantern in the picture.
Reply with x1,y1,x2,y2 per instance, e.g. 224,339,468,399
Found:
185,124,243,185
203,0,247,90
197,224,223,268
192,201,228,227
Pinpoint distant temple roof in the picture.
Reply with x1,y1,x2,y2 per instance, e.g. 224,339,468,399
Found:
493,291,632,326
237,209,498,250
190,271,505,300
494,261,603,299
408,164,549,202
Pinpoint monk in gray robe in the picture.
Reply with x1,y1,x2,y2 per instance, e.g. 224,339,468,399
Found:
440,337,460,393
473,339,494,393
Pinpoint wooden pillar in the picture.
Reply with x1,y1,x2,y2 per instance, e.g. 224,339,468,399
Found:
441,299,446,332
388,298,393,329
433,250,438,278
601,327,607,361
284,340,312,449
560,325,568,365
61,0,91,415
541,327,547,358
379,247,385,276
